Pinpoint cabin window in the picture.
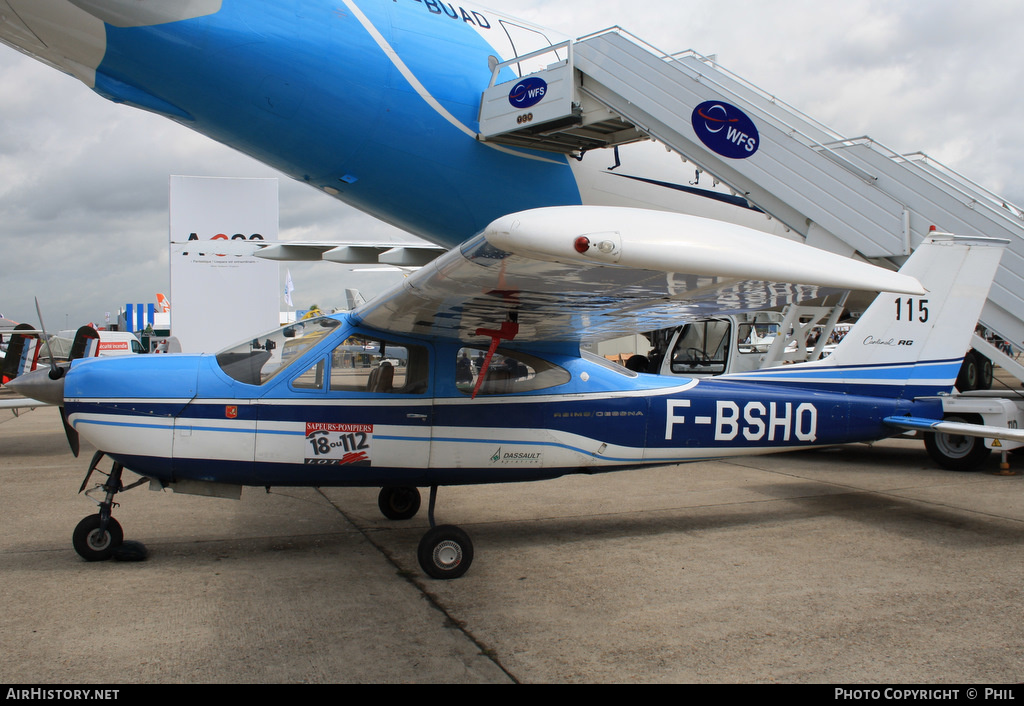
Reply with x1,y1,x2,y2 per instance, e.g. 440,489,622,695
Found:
455,347,569,395
737,322,780,355
291,359,325,390
328,335,429,394
670,320,730,374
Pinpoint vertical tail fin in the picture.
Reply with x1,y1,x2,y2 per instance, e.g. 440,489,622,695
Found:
344,288,366,310
825,234,1003,379
1,324,42,385
3,325,100,386
729,234,1005,398
69,326,101,361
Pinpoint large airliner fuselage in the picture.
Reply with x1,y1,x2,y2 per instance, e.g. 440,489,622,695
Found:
0,0,778,245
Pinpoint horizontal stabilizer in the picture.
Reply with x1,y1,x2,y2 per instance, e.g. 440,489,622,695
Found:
884,416,1024,444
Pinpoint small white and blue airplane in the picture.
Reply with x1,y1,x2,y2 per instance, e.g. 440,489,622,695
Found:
3,3,1022,578
8,206,1015,578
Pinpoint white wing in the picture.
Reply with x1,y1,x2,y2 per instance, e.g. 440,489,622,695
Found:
353,206,924,343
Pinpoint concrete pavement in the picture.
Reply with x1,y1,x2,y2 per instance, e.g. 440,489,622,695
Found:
2,407,1023,683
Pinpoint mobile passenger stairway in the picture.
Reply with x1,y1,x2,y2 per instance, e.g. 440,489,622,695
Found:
478,28,1024,384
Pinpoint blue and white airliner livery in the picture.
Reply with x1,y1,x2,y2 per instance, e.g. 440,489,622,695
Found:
0,0,780,245
9,207,1013,578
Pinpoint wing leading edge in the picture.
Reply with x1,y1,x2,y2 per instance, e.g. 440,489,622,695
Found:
353,206,925,344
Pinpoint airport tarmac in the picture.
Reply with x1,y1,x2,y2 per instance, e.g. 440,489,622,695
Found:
2,406,1023,684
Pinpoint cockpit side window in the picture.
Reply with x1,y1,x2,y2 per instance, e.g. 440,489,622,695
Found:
670,320,730,374
329,335,429,394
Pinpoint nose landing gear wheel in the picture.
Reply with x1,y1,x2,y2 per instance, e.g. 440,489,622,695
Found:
72,514,124,561
417,524,473,580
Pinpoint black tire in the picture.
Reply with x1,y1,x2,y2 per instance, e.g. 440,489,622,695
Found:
924,416,992,471
72,514,124,561
956,354,979,391
417,525,473,580
979,355,994,390
377,486,421,520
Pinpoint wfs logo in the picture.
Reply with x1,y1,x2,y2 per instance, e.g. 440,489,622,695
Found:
508,77,547,108
691,101,760,159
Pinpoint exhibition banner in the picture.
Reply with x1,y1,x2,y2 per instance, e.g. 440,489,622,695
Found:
169,176,280,353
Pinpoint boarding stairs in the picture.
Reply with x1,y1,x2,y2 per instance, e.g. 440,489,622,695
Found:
478,28,1024,378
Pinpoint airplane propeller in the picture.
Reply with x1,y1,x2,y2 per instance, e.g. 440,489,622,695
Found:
29,299,84,456
34,297,60,380
60,403,80,458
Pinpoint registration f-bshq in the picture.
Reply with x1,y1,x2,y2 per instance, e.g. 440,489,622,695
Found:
10,207,1011,578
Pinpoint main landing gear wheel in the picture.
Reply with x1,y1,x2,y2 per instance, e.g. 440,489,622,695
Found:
72,514,123,562
377,486,421,520
415,485,474,579
924,415,992,471
417,525,473,580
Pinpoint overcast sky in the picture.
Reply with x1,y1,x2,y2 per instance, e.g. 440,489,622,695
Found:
2,0,1023,328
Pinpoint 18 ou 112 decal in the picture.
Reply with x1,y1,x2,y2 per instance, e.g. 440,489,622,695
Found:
305,423,373,466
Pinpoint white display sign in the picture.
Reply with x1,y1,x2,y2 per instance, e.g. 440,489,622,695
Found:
169,176,280,353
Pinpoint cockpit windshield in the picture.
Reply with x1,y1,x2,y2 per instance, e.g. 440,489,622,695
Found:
216,317,341,385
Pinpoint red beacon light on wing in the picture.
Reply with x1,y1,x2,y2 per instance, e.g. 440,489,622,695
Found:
573,235,618,256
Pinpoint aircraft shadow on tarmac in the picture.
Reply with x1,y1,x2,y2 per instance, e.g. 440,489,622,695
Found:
370,486,1024,562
